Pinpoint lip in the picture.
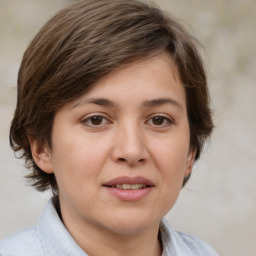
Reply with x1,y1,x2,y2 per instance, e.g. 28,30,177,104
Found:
103,176,154,186
103,176,154,201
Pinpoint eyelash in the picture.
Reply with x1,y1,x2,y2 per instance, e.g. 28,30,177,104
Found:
81,114,111,127
146,114,174,127
81,114,174,128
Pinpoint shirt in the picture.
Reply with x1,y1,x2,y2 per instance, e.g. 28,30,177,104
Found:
0,199,219,256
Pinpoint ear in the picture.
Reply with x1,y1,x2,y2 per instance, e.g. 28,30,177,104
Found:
28,136,53,174
184,148,196,177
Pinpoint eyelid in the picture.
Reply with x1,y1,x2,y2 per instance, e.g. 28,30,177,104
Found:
81,113,112,126
146,113,175,126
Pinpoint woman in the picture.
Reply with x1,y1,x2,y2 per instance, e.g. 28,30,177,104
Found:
0,0,218,255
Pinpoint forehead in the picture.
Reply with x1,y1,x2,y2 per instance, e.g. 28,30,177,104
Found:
69,53,184,107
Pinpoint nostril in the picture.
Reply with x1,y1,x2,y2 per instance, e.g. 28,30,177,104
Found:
117,157,145,164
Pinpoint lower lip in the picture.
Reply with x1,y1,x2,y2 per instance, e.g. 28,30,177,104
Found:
104,186,153,201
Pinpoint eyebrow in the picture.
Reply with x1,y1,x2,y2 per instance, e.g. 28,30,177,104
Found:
72,97,183,111
71,98,117,109
142,98,183,111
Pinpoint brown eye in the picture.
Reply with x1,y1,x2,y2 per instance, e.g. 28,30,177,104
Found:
82,115,109,127
152,116,166,125
90,116,103,125
147,115,173,127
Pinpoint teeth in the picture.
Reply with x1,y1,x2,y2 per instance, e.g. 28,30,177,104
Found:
114,184,146,190
131,184,144,189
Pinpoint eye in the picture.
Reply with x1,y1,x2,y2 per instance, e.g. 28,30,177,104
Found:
82,115,110,127
147,115,173,127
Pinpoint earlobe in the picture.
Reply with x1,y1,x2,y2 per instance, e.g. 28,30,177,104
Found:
184,149,196,176
28,136,53,174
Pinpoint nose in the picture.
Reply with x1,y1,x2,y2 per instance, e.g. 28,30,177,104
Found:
111,122,149,166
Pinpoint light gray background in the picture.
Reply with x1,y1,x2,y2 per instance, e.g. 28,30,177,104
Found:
0,1,255,255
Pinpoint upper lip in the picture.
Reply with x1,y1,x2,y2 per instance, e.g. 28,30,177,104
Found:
103,176,155,187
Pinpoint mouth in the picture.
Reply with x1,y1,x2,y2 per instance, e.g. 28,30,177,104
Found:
103,176,154,189
105,184,150,190
102,176,154,201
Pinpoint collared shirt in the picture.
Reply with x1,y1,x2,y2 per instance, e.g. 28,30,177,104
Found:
0,199,219,256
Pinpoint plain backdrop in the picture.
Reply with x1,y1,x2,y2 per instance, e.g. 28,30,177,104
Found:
0,1,255,255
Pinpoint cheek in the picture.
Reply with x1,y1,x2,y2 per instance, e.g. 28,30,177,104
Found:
50,132,109,187
153,133,190,166
153,137,190,207
151,134,190,183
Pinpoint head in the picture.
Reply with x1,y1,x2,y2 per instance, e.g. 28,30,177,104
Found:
10,0,213,198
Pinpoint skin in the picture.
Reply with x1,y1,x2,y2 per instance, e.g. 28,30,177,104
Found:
30,52,195,256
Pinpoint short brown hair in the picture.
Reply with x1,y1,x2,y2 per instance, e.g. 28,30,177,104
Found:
10,0,213,196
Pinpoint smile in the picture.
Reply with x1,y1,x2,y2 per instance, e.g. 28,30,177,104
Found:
103,176,154,188
103,176,154,201
108,184,148,190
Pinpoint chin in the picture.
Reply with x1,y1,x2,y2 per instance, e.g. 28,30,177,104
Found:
103,212,161,235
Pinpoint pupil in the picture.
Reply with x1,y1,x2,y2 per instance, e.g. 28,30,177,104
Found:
153,116,164,125
91,116,102,125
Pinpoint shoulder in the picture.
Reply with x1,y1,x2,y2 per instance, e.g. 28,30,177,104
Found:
160,219,219,256
0,226,43,256
175,231,219,256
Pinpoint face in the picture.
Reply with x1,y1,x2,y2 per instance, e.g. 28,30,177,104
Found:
32,53,195,237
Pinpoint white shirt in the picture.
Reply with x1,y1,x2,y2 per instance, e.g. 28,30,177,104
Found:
0,199,219,256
